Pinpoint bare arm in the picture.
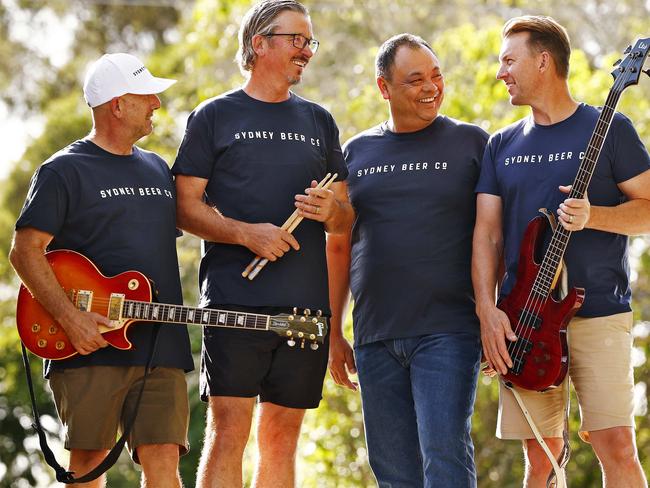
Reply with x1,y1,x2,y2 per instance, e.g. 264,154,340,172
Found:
557,170,650,235
472,193,517,375
588,169,650,235
295,181,354,234
175,174,299,262
9,227,112,355
326,227,357,391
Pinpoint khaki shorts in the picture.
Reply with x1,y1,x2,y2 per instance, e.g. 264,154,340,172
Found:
49,366,189,462
497,312,635,442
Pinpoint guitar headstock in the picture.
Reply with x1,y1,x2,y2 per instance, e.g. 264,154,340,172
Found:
611,37,650,90
268,308,328,350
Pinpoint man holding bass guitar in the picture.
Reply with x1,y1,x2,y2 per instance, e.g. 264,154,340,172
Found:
473,15,650,487
9,53,193,487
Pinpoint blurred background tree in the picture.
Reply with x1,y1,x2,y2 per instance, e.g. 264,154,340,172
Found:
0,0,648,486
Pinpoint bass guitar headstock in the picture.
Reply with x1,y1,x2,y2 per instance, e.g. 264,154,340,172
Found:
268,308,328,350
611,37,650,90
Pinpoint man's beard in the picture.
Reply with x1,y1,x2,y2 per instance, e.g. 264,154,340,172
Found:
288,74,302,86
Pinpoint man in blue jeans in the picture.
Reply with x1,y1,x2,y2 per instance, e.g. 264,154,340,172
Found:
327,34,488,487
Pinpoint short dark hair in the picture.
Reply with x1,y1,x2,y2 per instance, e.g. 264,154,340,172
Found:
502,15,571,79
236,0,309,75
376,33,435,81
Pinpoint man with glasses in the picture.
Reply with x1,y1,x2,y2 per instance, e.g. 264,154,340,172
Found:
173,1,352,486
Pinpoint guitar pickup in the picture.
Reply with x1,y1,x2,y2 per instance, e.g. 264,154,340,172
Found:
518,309,542,330
108,294,125,321
75,290,93,312
509,338,533,375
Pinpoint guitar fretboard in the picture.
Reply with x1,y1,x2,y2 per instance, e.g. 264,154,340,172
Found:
122,301,270,330
532,89,623,300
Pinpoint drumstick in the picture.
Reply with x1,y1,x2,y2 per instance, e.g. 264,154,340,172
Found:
246,172,338,281
241,173,332,278
286,172,338,235
241,173,334,278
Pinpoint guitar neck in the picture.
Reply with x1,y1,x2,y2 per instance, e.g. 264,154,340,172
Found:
121,300,271,331
533,93,623,299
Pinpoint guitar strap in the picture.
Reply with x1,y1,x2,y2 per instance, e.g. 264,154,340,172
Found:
502,208,571,488
20,323,161,484
502,379,571,488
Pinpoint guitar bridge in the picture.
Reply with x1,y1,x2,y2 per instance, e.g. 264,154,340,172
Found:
509,338,533,375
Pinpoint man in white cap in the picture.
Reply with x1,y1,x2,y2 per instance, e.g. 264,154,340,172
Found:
9,53,193,488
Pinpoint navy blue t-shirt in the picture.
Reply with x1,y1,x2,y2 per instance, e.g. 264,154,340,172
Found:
172,89,348,314
16,140,194,375
344,116,489,346
476,103,650,317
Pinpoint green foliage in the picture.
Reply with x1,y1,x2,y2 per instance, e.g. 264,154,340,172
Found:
1,0,649,486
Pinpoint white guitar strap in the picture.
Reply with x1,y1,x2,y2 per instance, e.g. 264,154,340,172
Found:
501,208,571,488
501,378,570,488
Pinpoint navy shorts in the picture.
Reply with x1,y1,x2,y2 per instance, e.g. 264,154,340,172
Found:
199,306,329,409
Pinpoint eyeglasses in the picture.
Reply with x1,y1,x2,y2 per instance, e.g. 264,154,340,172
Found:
265,33,320,54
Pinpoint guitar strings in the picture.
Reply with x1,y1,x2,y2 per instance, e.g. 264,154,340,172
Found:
508,89,623,369
505,65,631,379
61,296,316,335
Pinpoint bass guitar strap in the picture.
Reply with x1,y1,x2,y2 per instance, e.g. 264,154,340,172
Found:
502,208,571,488
20,323,160,484
502,378,571,488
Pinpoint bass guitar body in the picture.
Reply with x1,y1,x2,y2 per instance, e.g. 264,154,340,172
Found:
17,250,153,360
497,216,585,391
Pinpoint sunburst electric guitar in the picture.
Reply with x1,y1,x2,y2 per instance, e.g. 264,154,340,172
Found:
498,37,650,391
17,249,327,360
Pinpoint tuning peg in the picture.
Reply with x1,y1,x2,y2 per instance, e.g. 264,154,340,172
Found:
300,339,306,349
287,338,296,347
644,69,650,78
316,310,322,317
304,308,311,316
613,58,622,66
293,307,298,315
624,44,632,54
310,342,319,350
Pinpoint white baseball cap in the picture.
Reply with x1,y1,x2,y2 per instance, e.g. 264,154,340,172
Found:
83,53,177,108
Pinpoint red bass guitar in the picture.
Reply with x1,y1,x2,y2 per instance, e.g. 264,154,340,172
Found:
17,250,327,360
498,37,650,391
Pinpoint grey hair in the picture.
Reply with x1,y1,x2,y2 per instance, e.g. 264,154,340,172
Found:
236,0,309,75
376,33,435,81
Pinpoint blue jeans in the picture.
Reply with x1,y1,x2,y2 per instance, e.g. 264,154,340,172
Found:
355,332,481,488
